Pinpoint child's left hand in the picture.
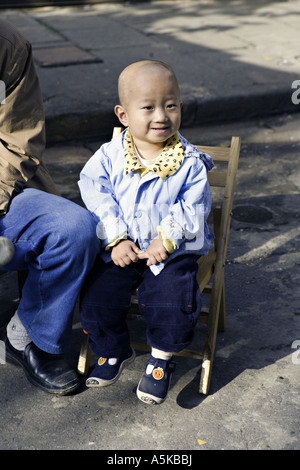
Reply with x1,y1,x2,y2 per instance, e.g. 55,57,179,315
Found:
139,237,168,266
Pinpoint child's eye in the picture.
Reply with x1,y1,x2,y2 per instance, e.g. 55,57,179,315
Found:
167,104,176,109
143,106,153,110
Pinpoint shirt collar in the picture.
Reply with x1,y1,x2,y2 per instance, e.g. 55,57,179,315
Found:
123,129,185,180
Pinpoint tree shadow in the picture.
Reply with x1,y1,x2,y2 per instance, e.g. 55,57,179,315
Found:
2,1,298,141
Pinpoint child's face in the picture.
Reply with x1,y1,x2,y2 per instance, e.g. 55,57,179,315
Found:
115,67,182,154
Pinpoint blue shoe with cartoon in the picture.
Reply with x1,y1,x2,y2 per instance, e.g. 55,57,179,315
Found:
86,347,135,387
136,354,175,405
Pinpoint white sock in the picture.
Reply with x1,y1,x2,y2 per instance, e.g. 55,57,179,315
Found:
7,311,32,351
151,348,173,361
146,348,173,374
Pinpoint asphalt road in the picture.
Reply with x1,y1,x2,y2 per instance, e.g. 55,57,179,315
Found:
0,112,299,451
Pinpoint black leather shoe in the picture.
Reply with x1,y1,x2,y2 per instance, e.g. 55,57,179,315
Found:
2,331,80,395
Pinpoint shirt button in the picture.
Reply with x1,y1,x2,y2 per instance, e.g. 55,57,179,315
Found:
135,210,142,218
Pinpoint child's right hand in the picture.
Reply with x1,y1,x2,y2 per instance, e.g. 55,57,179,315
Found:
111,240,144,267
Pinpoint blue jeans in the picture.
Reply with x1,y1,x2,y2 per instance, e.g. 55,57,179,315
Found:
0,189,100,353
80,255,201,357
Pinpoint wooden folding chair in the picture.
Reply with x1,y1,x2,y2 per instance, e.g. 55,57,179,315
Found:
77,127,241,395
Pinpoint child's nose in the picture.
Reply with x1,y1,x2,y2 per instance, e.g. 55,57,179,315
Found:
154,107,168,121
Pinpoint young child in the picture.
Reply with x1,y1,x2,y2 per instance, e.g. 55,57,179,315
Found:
78,60,214,405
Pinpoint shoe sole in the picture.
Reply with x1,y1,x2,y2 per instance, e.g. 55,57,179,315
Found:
86,349,136,388
136,378,167,405
5,346,80,396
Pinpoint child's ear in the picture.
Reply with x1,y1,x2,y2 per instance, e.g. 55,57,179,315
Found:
114,105,128,127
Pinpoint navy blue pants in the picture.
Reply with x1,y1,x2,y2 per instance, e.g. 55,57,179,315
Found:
80,254,201,357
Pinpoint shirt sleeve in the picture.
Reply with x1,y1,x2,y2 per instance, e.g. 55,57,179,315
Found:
159,158,212,250
78,147,128,247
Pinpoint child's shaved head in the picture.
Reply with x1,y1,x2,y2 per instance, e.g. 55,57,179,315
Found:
114,60,182,158
117,60,180,107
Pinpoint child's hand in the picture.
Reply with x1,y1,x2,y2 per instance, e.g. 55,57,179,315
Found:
142,237,168,266
111,240,143,267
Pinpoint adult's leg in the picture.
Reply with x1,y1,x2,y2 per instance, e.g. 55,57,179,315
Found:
0,236,15,266
0,188,100,354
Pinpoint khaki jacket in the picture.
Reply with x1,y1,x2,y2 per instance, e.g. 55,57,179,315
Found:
0,19,59,216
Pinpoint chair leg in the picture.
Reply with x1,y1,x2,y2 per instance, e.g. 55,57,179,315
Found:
199,271,223,394
199,319,219,395
77,330,91,376
218,279,226,332
198,302,224,394
199,345,212,395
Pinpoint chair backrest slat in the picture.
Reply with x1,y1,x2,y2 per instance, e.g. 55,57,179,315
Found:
196,145,231,162
208,172,227,187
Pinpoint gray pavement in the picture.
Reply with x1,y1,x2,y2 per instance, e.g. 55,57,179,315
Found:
1,0,300,142
0,0,300,453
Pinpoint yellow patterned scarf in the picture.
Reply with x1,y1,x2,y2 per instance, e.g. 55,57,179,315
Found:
123,129,184,180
